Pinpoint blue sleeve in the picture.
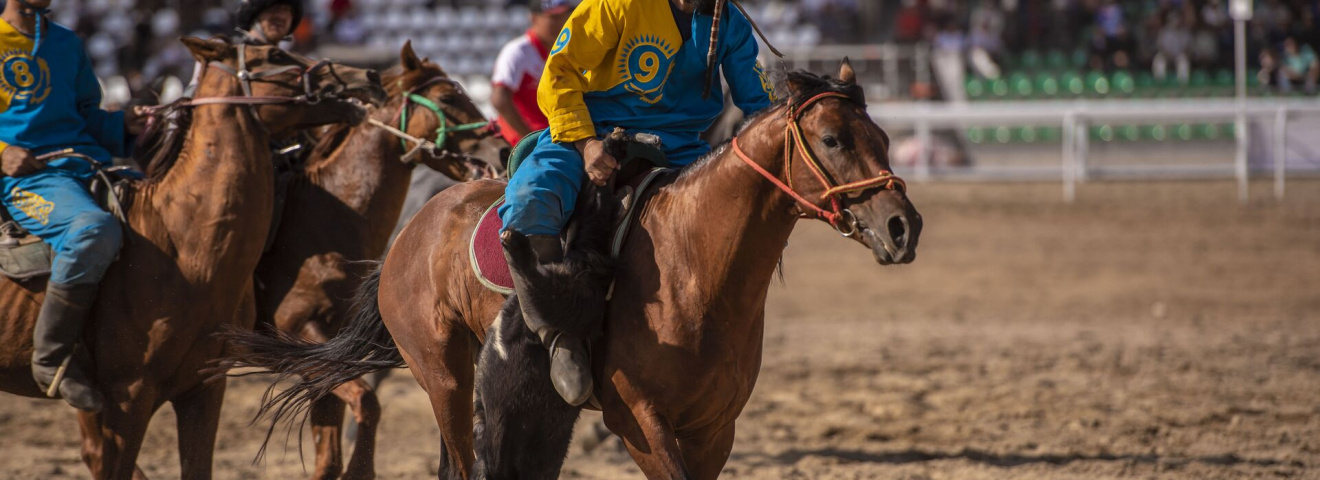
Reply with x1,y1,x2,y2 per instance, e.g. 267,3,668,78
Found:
75,47,129,157
720,9,774,116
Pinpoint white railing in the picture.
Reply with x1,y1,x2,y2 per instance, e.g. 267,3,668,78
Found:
870,98,1320,202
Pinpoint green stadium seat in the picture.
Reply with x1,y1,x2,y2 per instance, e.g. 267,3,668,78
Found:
1086,71,1111,96
1118,124,1140,142
1060,71,1085,96
1111,71,1136,96
1045,50,1068,71
1071,48,1089,70
1010,72,1034,97
991,78,1010,99
967,127,986,144
1035,72,1060,97
1038,127,1062,142
1135,72,1158,97
966,77,987,100
1091,124,1115,142
1020,50,1042,71
1174,124,1194,141
993,126,1013,143
1016,127,1037,143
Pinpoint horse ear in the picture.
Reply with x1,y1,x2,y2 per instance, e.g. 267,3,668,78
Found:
401,40,423,71
182,36,228,63
839,57,856,85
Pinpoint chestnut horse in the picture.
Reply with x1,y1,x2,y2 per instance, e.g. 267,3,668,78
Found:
0,38,383,480
228,62,920,479
249,42,506,479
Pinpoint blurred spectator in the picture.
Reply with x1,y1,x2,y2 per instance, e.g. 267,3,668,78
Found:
490,0,573,144
332,8,366,45
1278,37,1319,94
1153,11,1191,84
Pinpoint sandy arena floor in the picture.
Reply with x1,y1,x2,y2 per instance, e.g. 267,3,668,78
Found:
1,179,1317,479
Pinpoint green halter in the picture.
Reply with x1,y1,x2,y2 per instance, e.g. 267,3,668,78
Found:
399,92,489,153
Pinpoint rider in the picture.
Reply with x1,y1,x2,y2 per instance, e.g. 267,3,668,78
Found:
0,0,146,411
184,0,303,96
499,0,775,405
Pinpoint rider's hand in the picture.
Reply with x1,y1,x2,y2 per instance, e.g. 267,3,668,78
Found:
576,138,617,187
124,105,150,136
1,146,43,177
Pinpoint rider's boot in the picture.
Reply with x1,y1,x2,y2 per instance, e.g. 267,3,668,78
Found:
501,232,594,406
31,282,105,412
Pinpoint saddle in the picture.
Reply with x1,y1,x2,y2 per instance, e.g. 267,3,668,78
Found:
470,129,671,294
0,153,141,281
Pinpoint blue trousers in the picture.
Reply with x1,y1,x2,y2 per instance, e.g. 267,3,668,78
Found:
2,170,122,285
500,129,707,236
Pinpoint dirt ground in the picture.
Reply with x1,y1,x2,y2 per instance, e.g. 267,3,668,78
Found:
1,179,1317,479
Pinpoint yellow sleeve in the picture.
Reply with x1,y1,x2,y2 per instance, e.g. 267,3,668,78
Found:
537,0,622,144
0,140,9,155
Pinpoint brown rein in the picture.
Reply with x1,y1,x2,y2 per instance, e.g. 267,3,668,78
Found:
731,91,906,237
147,45,345,115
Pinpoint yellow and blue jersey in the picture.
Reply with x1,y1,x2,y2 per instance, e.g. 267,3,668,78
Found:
0,18,128,177
538,0,775,148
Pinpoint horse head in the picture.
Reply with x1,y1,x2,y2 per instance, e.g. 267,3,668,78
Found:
390,41,509,180
776,60,923,265
182,37,387,136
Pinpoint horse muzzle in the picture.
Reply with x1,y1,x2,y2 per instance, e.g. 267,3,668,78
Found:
858,210,920,265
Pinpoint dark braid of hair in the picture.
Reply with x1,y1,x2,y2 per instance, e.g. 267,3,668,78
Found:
703,0,725,99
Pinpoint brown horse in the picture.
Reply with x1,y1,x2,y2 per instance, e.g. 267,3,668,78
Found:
228,62,920,479
249,42,506,480
0,38,383,480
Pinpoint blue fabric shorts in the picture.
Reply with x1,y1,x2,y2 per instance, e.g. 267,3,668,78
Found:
1,169,122,285
499,129,708,236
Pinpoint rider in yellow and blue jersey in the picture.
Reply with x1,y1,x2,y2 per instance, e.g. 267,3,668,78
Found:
499,0,774,406
0,0,145,412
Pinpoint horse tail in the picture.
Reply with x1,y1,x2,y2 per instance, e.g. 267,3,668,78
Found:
216,263,402,456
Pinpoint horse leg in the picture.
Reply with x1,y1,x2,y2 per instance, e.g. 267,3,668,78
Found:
331,378,381,480
604,404,691,480
678,423,737,480
77,391,155,480
308,394,347,479
296,320,380,480
401,327,476,480
171,379,227,480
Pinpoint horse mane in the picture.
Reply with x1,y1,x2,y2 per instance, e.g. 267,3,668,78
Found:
675,69,865,184
136,101,193,182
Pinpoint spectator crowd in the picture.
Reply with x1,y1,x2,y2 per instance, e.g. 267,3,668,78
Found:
896,0,1320,94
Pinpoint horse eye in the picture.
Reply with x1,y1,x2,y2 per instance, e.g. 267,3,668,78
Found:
822,135,839,148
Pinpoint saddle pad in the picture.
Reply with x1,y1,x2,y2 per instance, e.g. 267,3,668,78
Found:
0,235,53,280
470,196,515,295
469,168,671,296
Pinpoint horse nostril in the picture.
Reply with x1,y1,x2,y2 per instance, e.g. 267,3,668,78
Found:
367,71,381,86
886,214,908,250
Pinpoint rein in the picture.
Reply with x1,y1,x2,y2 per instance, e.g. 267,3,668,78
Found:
731,91,906,237
368,76,493,165
148,45,343,117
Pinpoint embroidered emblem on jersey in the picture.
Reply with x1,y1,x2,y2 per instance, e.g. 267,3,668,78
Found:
617,36,676,104
550,29,570,55
9,187,54,226
754,61,776,102
0,50,51,113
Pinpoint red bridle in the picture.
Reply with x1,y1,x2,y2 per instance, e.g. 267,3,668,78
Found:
731,91,906,237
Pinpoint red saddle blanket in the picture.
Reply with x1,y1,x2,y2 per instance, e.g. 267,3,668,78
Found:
468,168,670,296
470,196,515,294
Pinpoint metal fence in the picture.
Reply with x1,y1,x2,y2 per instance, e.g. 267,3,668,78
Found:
870,98,1320,202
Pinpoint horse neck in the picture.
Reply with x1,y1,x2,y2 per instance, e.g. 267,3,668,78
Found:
138,75,275,270
643,118,799,320
297,100,415,249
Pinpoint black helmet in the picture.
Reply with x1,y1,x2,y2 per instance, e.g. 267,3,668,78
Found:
236,0,304,33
